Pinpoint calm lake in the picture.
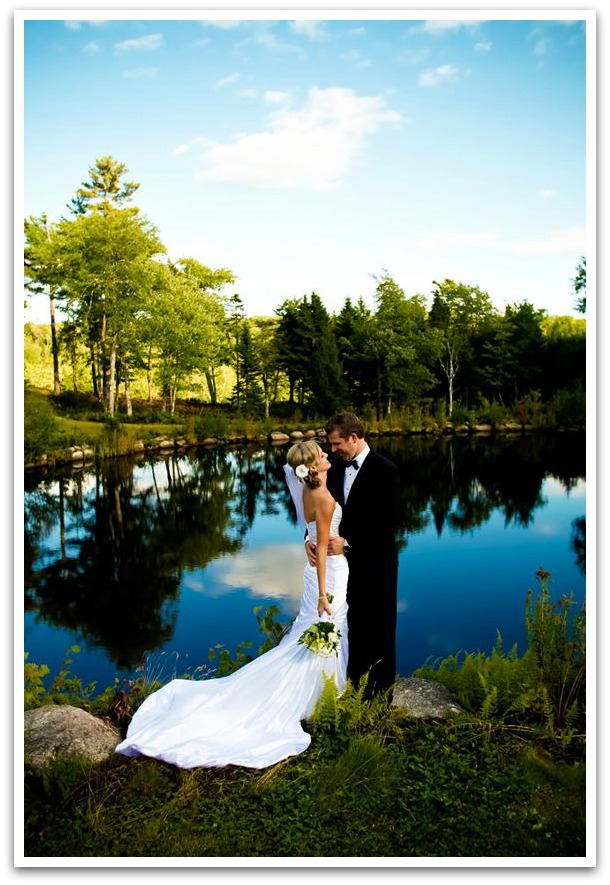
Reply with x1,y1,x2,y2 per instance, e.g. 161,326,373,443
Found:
23,433,586,692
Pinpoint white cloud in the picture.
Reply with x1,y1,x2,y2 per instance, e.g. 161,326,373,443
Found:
194,86,402,189
82,41,100,56
264,90,289,103
537,188,559,198
419,64,460,86
397,48,429,65
421,20,484,35
508,227,585,255
238,88,257,98
210,544,306,612
123,68,159,80
289,20,329,40
534,37,553,55
122,67,159,79
416,231,497,250
216,73,239,88
65,20,106,30
199,20,242,30
475,41,492,51
115,34,164,52
172,144,190,156
340,50,371,69
236,23,305,57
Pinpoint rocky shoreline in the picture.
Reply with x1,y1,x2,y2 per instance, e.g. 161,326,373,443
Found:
24,421,583,471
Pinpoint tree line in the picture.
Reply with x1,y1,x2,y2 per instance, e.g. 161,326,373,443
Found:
24,156,586,423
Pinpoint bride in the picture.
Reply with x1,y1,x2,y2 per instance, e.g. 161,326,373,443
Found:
115,440,349,769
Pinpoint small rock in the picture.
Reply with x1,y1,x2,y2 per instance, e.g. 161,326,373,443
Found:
391,677,464,718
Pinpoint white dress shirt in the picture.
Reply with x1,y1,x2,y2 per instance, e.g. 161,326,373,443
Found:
344,442,370,502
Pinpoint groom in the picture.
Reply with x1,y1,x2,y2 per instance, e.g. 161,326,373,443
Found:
309,412,400,700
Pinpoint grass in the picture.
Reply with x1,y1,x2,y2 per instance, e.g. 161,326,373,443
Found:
23,715,586,858
56,416,180,446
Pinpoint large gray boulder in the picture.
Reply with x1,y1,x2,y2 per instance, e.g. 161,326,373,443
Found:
24,705,121,773
392,677,464,718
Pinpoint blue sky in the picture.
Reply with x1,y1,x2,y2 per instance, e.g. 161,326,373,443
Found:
18,10,592,323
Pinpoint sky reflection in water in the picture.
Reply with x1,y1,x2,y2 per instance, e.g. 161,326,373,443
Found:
24,436,586,689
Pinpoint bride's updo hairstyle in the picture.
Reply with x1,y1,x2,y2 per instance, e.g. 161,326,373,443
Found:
286,439,322,489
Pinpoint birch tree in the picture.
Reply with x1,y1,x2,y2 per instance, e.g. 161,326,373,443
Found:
428,279,495,417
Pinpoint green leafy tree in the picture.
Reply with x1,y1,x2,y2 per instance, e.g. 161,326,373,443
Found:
428,279,496,417
481,301,546,403
369,272,442,416
143,264,227,413
334,297,375,409
173,259,235,404
274,294,347,415
540,315,586,398
305,293,348,416
68,155,139,216
54,207,165,414
38,156,166,414
231,319,264,415
251,316,282,418
274,297,312,405
24,214,64,394
572,256,586,314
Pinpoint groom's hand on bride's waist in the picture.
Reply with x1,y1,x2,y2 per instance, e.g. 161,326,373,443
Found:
305,537,347,565
305,539,317,566
327,536,347,556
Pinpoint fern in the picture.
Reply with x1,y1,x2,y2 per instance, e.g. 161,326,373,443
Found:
480,684,498,720
308,673,340,731
414,573,585,744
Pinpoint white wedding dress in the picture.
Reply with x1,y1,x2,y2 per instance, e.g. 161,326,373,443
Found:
115,503,348,769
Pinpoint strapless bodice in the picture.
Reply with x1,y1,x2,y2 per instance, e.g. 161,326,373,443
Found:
306,502,342,545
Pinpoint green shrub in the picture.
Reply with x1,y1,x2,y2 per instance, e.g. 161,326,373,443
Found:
433,398,448,426
24,653,50,710
476,396,508,427
516,390,547,427
194,411,228,439
24,388,68,459
551,387,586,428
449,403,470,424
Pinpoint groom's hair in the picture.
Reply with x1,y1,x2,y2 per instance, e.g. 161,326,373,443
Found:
325,412,364,439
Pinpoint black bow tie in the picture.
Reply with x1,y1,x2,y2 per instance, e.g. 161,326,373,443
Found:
345,459,359,470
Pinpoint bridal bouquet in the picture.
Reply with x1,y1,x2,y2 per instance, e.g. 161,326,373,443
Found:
298,621,342,658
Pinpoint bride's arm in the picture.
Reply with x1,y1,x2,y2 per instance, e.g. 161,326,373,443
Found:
314,496,334,617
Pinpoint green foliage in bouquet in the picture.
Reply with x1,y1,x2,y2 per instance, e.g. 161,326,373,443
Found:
298,621,342,657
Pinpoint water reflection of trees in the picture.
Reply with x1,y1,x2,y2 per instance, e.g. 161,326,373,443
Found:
370,432,585,541
24,433,585,668
25,451,244,669
571,516,586,574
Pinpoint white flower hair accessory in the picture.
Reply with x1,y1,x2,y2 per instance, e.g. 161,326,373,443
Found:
295,464,309,479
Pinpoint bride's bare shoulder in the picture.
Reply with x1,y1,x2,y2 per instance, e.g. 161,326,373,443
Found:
304,485,333,510
311,487,335,515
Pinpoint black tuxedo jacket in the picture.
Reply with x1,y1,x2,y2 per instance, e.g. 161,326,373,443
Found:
327,448,400,696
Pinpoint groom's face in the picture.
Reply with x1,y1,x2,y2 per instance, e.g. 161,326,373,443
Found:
327,430,358,461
